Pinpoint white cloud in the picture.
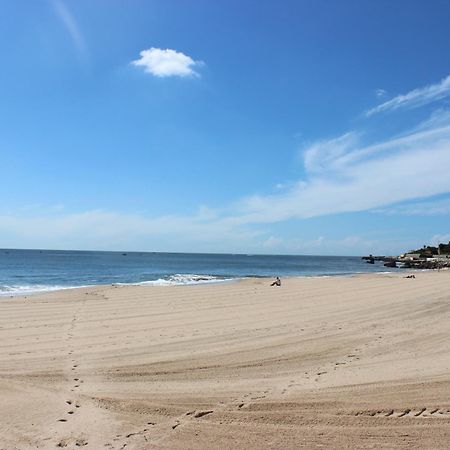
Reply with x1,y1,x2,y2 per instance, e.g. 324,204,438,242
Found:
375,88,387,98
366,75,450,117
228,110,450,225
305,123,450,173
302,132,359,173
132,47,201,78
0,209,263,253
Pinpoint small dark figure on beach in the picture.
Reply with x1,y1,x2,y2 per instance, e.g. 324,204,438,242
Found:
271,277,281,286
404,274,416,279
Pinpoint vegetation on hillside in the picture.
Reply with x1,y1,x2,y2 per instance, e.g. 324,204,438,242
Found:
409,241,450,256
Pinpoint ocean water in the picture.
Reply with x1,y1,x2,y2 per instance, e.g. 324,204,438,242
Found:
0,249,397,296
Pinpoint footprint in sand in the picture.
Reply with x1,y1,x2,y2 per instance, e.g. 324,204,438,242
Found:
194,410,213,418
57,438,88,447
355,407,450,418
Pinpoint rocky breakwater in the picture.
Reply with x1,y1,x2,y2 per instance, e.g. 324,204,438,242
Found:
363,245,450,270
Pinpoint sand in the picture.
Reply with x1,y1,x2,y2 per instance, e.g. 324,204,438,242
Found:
0,271,449,449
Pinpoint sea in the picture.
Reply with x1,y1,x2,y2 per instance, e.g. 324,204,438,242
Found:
0,249,397,297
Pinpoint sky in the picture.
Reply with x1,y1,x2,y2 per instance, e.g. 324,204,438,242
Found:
1,0,450,255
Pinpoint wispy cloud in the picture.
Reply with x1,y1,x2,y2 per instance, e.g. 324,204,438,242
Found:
3,109,450,253
365,75,450,117
3,75,450,254
302,131,359,173
260,234,381,255
375,88,387,98
132,47,201,78
374,197,450,216
52,0,88,64
0,209,262,253
0,209,394,255
230,110,450,224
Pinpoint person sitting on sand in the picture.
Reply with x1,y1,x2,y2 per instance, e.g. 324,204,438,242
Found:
270,277,281,286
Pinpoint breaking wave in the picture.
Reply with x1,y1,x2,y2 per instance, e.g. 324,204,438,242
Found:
133,274,236,286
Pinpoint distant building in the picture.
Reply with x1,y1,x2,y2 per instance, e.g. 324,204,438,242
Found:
403,253,422,260
429,254,450,260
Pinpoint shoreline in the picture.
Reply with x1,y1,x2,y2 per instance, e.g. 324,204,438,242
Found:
1,271,449,448
0,269,417,298
0,250,406,298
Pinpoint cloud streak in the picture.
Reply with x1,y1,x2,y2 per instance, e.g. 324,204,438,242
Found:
231,112,450,225
132,47,201,78
52,0,88,64
0,209,400,255
0,209,263,253
365,75,450,117
374,197,450,216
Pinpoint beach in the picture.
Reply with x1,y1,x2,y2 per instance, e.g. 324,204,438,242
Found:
0,272,449,449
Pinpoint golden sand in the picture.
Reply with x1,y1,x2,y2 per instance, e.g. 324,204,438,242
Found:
1,272,449,449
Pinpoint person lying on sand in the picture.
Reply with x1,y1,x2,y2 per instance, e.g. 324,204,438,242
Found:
404,274,416,279
270,277,281,286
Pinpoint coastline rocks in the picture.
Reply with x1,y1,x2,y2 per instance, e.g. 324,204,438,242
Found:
368,256,450,270
383,260,397,268
364,254,450,270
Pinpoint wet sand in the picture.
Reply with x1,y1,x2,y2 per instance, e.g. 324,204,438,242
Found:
0,272,449,449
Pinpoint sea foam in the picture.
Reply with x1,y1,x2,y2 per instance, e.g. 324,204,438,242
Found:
0,284,76,297
132,274,235,286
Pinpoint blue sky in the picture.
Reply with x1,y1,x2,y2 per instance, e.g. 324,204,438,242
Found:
1,0,450,255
